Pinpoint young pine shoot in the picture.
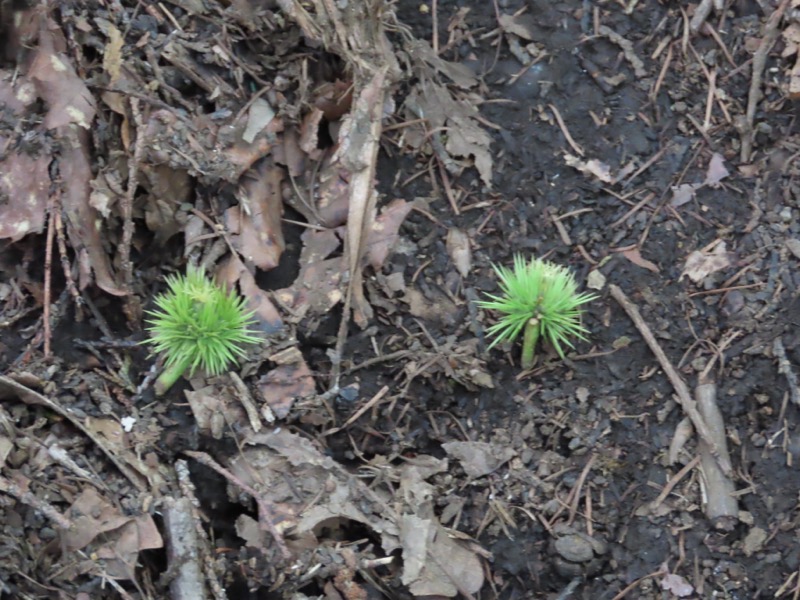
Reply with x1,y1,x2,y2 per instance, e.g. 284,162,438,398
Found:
144,266,261,395
477,255,596,369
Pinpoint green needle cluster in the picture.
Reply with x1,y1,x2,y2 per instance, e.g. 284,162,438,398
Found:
145,266,261,394
477,255,596,369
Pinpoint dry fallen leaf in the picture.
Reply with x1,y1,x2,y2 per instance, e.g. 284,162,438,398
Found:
364,199,414,269
681,241,731,283
498,12,537,41
660,572,694,597
226,159,285,270
400,515,485,597
446,227,472,277
670,183,699,208
405,81,493,187
0,151,50,241
243,97,276,144
704,152,730,187
64,488,162,580
28,28,96,130
564,153,615,183
621,247,660,273
258,359,316,419
441,441,516,478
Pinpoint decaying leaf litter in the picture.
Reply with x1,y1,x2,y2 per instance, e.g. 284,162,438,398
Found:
0,0,799,598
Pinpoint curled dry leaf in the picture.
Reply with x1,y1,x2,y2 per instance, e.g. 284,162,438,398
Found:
446,228,472,277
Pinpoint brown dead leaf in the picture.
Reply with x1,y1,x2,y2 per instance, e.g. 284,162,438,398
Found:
97,514,163,579
621,247,660,273
441,441,516,478
704,153,729,187
226,159,285,270
660,572,694,597
242,97,276,144
403,287,458,325
60,126,125,295
217,256,284,333
140,164,192,245
670,183,699,208
299,107,324,156
405,81,493,187
299,228,342,265
28,26,96,130
273,128,306,178
313,79,354,121
84,417,126,451
498,12,537,41
185,385,247,439
258,359,316,419
791,53,800,99
232,428,400,549
564,153,614,183
0,150,50,241
221,111,284,179
405,39,477,89
446,227,472,277
274,223,343,323
400,515,485,597
64,488,162,580
64,488,131,551
681,241,731,283
102,23,124,85
314,161,352,228
364,199,413,269
276,257,345,320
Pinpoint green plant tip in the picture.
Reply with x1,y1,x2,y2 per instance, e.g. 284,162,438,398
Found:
476,255,597,368
144,266,261,392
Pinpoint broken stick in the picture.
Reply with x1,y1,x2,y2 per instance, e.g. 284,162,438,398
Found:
695,377,738,529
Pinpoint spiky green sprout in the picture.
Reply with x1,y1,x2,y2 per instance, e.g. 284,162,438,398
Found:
476,255,596,369
144,266,261,395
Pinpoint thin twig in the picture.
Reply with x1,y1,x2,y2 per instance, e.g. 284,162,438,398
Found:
44,195,55,358
120,98,145,326
549,104,584,156
740,0,791,163
54,194,83,320
774,337,800,407
609,285,732,475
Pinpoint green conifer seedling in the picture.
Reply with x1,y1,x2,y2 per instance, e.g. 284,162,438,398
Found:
477,255,596,369
144,266,261,395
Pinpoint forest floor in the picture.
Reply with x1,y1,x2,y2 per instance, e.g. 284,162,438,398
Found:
1,0,800,599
